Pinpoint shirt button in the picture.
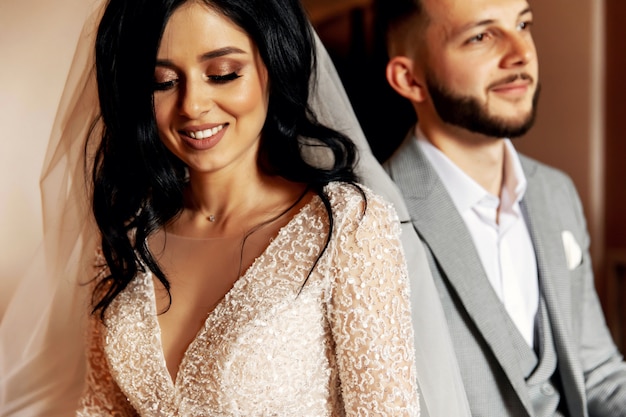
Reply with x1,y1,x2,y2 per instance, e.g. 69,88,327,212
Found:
541,383,555,396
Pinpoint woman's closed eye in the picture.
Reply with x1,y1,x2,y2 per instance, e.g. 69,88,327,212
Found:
154,67,179,91
154,79,178,91
205,72,242,84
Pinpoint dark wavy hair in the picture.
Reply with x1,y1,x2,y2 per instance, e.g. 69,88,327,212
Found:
90,0,360,318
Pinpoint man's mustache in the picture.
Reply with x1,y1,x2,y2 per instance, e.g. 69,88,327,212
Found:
488,73,534,89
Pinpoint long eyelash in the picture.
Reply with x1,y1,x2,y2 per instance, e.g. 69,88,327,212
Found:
207,72,242,84
154,80,177,91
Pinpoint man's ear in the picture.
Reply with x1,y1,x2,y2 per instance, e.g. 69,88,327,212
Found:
385,56,426,103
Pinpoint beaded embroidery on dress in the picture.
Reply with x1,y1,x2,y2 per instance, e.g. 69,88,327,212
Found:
76,183,420,416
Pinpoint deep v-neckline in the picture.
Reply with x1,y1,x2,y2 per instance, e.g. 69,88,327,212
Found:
147,193,320,388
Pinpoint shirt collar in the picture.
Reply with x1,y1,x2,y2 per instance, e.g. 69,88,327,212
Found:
415,126,527,214
501,139,527,212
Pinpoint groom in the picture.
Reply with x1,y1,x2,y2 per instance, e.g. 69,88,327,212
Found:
378,0,626,415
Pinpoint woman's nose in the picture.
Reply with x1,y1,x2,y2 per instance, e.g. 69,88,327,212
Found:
179,80,212,119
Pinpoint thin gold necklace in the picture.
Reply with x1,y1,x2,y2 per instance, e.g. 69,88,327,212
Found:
192,185,309,226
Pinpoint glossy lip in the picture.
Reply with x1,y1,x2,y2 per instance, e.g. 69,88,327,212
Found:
179,123,228,151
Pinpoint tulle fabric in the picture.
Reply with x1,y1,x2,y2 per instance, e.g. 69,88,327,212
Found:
0,2,471,416
0,4,102,416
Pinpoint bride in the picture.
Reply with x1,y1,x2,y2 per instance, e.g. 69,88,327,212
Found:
0,3,464,416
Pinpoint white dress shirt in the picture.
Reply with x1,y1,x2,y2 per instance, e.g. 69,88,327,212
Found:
417,129,539,347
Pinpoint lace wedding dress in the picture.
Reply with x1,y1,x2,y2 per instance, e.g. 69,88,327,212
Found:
77,184,419,416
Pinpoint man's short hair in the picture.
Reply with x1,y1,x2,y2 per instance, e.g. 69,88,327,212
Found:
374,0,427,55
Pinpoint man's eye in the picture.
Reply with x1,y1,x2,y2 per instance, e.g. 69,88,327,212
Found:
468,33,487,43
518,21,533,31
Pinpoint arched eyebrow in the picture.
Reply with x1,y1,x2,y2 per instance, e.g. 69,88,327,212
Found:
199,46,246,61
454,6,533,37
156,46,247,67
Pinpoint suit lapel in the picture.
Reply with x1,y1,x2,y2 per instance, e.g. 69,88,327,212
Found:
386,134,535,415
520,157,586,417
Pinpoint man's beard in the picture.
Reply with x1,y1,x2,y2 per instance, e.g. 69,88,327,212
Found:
426,72,540,139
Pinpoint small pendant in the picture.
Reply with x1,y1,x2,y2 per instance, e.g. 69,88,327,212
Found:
208,214,216,222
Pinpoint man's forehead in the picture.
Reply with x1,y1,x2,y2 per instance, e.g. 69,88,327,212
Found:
421,0,531,27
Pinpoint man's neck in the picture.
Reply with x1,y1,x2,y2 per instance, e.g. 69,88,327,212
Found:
418,122,506,196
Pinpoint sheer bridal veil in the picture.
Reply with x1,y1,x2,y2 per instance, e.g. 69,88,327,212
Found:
0,4,101,415
0,2,470,416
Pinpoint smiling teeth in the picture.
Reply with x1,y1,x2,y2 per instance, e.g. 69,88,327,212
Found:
188,124,224,140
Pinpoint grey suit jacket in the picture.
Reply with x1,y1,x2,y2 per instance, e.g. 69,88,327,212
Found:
384,131,626,417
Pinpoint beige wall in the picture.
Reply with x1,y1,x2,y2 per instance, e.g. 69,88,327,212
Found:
0,0,95,318
515,0,605,290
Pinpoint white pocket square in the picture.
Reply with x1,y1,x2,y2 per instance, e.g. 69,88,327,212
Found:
562,230,582,270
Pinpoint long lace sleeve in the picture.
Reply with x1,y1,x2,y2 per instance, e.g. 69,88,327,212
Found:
75,257,138,417
328,189,420,416
75,315,138,417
